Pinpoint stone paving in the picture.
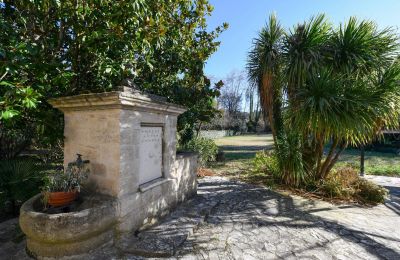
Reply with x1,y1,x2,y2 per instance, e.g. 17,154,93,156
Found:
366,175,400,215
2,176,400,259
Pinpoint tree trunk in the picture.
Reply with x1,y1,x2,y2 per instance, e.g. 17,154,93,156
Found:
318,138,338,179
249,92,254,122
314,133,325,179
260,73,277,142
323,142,348,179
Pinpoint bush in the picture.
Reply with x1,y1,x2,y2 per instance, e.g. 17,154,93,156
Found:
275,132,306,187
355,179,388,204
234,150,279,186
320,167,388,204
0,159,45,216
181,137,218,167
252,150,279,177
320,167,359,199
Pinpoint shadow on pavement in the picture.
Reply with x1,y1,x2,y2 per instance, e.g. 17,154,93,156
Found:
175,178,400,259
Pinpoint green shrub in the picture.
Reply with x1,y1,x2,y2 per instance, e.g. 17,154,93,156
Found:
181,137,218,167
234,150,281,186
252,150,279,177
0,159,45,215
275,132,306,187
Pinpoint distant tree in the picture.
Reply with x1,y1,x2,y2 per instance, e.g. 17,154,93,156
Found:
246,84,262,132
218,70,246,132
218,71,244,114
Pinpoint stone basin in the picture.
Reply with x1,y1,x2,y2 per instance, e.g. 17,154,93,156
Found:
19,193,117,258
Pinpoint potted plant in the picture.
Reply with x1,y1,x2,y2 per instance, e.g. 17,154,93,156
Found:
42,154,89,207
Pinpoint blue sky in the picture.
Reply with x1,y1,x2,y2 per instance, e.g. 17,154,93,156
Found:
204,0,400,79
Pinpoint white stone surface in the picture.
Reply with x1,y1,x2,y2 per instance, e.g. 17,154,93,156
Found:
139,126,163,185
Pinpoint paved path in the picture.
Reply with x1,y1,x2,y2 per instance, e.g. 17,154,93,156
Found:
3,176,400,259
170,177,400,260
366,175,400,215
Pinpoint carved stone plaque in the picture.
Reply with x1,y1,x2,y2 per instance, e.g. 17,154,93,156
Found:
139,126,163,185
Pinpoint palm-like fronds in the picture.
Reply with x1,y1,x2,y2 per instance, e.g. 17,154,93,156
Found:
247,14,284,83
248,14,400,185
370,60,400,131
330,17,398,75
275,131,306,186
247,14,284,141
0,159,45,214
293,69,380,145
284,14,331,101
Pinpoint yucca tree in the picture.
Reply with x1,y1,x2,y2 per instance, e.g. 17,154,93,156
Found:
247,14,285,144
293,64,400,179
248,14,400,186
247,15,305,185
283,15,331,182
307,18,399,179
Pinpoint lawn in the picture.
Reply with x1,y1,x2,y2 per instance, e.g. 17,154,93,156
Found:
210,134,273,176
210,134,400,177
337,149,400,177
214,134,274,160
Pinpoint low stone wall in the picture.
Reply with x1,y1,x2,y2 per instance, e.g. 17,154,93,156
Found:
117,152,198,232
175,152,198,201
199,130,234,139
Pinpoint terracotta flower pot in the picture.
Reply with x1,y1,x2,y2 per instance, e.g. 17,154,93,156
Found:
46,190,78,207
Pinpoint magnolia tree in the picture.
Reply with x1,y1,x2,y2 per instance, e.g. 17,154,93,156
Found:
247,14,400,186
0,0,228,157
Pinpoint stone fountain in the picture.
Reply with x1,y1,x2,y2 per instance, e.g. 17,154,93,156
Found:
19,87,198,258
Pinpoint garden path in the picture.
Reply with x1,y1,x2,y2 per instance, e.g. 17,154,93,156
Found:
4,176,400,259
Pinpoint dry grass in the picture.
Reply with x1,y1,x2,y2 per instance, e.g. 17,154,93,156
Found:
197,168,215,177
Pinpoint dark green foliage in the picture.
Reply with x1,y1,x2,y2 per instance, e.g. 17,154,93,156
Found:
275,132,307,186
0,0,227,155
0,159,45,216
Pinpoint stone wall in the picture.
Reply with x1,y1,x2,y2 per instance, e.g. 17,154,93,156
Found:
175,152,198,201
199,130,234,139
117,152,198,233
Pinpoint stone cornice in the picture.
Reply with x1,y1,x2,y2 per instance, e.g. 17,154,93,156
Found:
48,91,187,115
